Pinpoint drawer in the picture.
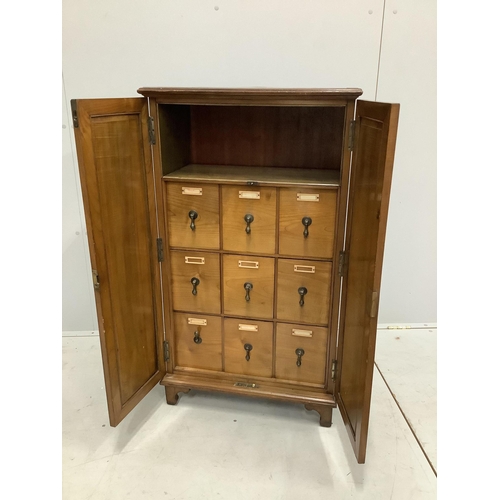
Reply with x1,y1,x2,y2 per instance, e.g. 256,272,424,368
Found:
278,188,337,258
170,250,221,314
275,323,328,385
223,254,275,320
166,182,220,249
224,318,273,378
174,313,222,371
221,186,276,254
276,259,331,325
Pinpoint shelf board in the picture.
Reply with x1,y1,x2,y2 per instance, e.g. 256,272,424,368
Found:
163,164,340,188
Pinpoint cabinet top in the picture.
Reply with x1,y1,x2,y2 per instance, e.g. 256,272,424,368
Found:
137,87,363,105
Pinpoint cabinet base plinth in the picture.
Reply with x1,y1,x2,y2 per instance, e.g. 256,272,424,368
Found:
161,373,336,426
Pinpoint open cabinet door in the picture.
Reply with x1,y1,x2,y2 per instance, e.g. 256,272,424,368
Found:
72,98,166,426
336,100,399,463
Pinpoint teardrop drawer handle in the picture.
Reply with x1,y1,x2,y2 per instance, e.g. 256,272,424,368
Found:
193,329,202,344
244,343,253,361
302,217,312,238
244,213,254,234
191,277,200,295
298,286,308,306
188,210,198,231
244,282,253,302
295,348,305,367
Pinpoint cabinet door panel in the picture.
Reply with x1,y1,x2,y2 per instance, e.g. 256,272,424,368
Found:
337,100,400,463
73,98,165,427
222,186,276,254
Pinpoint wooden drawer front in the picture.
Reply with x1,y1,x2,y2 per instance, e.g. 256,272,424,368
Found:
171,250,221,314
224,318,273,377
174,313,222,371
276,259,332,325
223,254,275,319
166,182,220,249
221,186,276,254
278,188,337,258
275,323,328,385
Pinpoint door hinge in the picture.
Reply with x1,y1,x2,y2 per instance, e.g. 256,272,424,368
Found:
163,341,170,362
92,269,100,290
348,120,356,151
332,360,338,381
70,99,79,128
369,291,379,319
156,238,164,262
148,116,156,145
338,251,348,277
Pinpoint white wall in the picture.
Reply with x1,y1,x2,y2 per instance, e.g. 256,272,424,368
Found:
62,0,436,330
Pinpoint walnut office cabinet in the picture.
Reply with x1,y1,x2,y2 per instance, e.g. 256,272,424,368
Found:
72,88,399,463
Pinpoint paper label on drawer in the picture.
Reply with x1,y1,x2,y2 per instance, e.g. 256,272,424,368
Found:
238,260,259,269
239,191,260,199
188,318,207,326
294,265,315,273
185,256,205,264
296,193,319,202
182,187,203,196
238,324,259,332
292,329,313,337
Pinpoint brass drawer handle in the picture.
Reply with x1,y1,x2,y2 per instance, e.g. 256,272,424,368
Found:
298,286,308,307
244,213,254,234
188,210,198,231
193,329,202,344
244,343,253,361
292,329,313,338
238,260,259,269
239,191,260,199
238,324,259,332
294,265,315,273
191,277,200,295
302,216,312,238
296,193,319,202
184,256,205,264
244,282,253,301
295,348,305,367
182,187,203,196
188,317,207,326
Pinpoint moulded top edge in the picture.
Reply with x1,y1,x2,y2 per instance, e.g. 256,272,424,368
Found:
137,87,363,101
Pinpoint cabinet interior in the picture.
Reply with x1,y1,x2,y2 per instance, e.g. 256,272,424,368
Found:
158,104,346,185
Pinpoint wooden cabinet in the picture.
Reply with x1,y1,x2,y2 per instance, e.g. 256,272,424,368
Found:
71,88,399,464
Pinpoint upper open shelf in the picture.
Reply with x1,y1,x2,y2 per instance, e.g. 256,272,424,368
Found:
157,103,347,183
163,164,340,188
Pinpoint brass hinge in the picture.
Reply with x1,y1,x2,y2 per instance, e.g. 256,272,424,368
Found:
369,291,379,319
92,269,100,290
156,238,164,262
332,360,338,381
163,341,170,362
148,116,156,145
70,99,79,128
338,251,348,277
348,120,356,151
